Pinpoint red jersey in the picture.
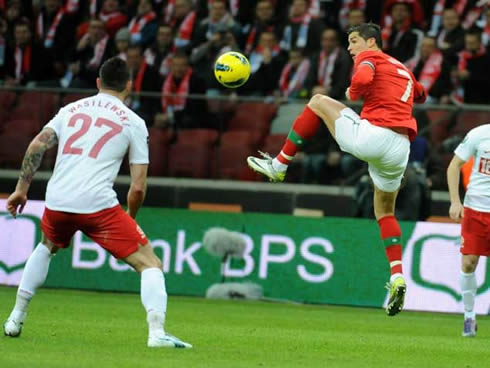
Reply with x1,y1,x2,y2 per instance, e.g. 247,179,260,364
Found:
349,50,426,141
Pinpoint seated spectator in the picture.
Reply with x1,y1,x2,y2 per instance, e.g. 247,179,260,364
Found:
191,23,240,89
155,52,208,130
406,36,453,104
244,31,287,96
4,0,23,46
126,45,162,125
99,0,128,38
115,27,130,60
338,0,367,31
429,0,486,35
452,27,490,104
67,19,115,89
278,47,310,100
144,24,175,78
307,28,352,100
4,19,53,86
435,8,465,65
242,0,281,55
382,1,423,63
340,8,366,47
279,0,324,56
192,0,241,46
128,0,158,48
164,0,198,50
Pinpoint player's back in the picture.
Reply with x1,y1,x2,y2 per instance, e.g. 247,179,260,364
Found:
45,93,149,214
356,51,418,138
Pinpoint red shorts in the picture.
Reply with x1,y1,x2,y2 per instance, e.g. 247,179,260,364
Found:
461,207,490,257
41,205,148,259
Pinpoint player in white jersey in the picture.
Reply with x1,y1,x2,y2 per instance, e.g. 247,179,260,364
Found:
447,124,490,338
3,57,191,348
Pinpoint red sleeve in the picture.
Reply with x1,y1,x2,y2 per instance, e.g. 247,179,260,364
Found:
349,63,375,101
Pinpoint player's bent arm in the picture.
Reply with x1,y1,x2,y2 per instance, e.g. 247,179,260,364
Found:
348,64,375,101
16,128,58,194
127,163,148,219
447,155,466,221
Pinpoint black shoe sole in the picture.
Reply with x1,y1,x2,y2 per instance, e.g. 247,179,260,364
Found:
386,285,406,317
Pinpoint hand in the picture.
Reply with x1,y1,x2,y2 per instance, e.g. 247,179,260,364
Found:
77,34,90,51
457,69,470,80
6,191,27,218
345,87,352,101
449,202,464,223
69,62,80,75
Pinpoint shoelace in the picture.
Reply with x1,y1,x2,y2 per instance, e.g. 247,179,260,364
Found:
257,150,273,161
384,282,392,291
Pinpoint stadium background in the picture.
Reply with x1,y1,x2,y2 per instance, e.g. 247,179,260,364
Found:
1,1,490,366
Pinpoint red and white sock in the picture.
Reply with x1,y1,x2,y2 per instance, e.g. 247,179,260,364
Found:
377,215,403,282
272,105,320,172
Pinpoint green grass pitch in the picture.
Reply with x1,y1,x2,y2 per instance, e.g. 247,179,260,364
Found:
0,286,488,368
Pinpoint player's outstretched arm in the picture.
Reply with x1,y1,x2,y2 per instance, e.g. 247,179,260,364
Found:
447,155,466,222
348,63,375,101
6,128,58,218
127,163,148,219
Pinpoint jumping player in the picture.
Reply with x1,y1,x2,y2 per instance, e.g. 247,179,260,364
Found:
3,57,192,348
247,23,426,316
447,124,490,337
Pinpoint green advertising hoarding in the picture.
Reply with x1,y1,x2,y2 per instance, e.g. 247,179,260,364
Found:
2,200,490,314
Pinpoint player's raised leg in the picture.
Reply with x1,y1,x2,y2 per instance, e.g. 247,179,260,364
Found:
4,235,59,337
461,255,478,337
373,186,406,316
247,94,347,181
123,243,192,348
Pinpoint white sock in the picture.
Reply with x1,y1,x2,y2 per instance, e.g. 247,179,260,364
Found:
141,267,167,336
460,271,477,320
9,243,52,321
390,273,404,283
272,157,288,172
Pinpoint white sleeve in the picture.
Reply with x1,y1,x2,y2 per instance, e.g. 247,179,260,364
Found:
44,107,65,136
129,120,149,165
454,130,478,162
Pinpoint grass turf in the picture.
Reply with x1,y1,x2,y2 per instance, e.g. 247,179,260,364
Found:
0,286,488,368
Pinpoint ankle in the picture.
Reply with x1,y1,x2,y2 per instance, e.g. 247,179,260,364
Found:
272,158,288,172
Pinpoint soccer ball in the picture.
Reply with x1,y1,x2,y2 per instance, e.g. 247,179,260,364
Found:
214,51,251,88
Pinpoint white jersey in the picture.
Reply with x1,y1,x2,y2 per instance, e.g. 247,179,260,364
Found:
44,93,149,213
454,124,490,212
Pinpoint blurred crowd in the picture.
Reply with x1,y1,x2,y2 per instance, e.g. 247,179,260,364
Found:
0,0,489,127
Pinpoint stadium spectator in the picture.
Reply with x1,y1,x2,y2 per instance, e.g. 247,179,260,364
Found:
452,27,490,104
192,0,241,46
382,1,423,63
190,22,240,90
126,45,162,125
128,0,158,48
429,0,486,36
99,0,128,38
155,52,208,129
307,28,352,100
279,0,324,56
68,19,115,89
340,8,367,47
338,0,367,31
406,36,453,104
4,0,23,46
244,30,287,96
435,8,465,65
36,0,77,68
163,0,198,51
115,27,130,61
144,24,175,78
4,19,53,86
242,0,281,55
480,6,490,48
278,47,310,99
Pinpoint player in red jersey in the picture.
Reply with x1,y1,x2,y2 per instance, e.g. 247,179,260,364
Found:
3,57,191,348
248,23,426,316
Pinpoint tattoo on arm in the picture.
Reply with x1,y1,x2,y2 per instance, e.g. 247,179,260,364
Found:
17,128,58,191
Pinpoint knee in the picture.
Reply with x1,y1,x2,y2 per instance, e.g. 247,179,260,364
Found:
308,94,326,111
462,257,478,273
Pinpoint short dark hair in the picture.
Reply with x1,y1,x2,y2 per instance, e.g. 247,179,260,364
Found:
347,23,382,48
99,57,130,92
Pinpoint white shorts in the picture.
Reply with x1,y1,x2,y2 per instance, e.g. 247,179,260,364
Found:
335,108,410,192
